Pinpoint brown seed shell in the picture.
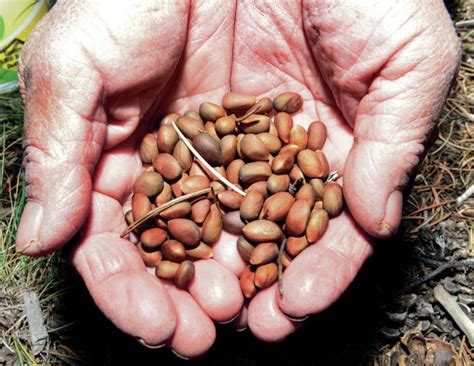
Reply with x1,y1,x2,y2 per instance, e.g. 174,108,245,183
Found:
309,178,325,200
161,240,186,262
217,190,243,210
226,159,245,184
257,132,282,154
306,208,329,243
155,182,172,205
239,162,272,185
279,144,300,158
219,135,237,166
153,154,182,181
155,260,179,280
242,220,283,243
192,132,222,166
222,211,246,235
222,92,256,110
159,201,192,220
271,153,294,174
180,175,210,195
236,236,255,263
175,260,195,288
267,174,290,194
254,263,278,289
215,116,237,137
274,112,293,143
137,243,162,267
323,182,344,217
201,205,223,244
285,199,312,236
186,242,213,260
132,193,151,221
286,236,309,257
246,97,273,115
240,134,270,161
240,266,257,299
168,219,201,247
240,190,265,221
173,140,193,171
176,116,205,139
246,181,268,196
296,149,329,178
184,110,203,123
191,198,211,224
289,125,308,151
199,102,226,122
133,171,164,197
240,114,271,134
289,164,305,182
250,242,279,266
307,121,327,151
171,173,188,197
262,192,295,221
140,228,167,251
295,183,316,207
273,92,303,113
157,125,179,154
204,121,221,143
139,133,158,163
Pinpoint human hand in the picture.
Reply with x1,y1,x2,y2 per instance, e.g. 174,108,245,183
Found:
15,0,460,357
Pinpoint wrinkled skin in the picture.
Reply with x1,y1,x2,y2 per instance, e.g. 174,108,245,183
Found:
16,0,459,358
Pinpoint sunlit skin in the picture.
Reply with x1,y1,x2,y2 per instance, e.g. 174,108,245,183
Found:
15,0,459,358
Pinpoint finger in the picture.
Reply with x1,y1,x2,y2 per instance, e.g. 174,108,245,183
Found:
212,230,246,277
303,0,460,238
232,301,249,332
188,259,244,322
71,192,176,345
278,212,372,319
163,282,216,359
16,0,189,255
247,284,300,342
92,140,142,203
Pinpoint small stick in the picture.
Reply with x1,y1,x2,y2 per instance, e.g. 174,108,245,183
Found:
121,188,212,237
456,184,474,206
277,238,288,297
402,258,474,292
434,284,474,346
171,121,246,197
235,104,263,122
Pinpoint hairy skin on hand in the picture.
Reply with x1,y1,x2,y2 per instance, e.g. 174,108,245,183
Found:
15,0,459,357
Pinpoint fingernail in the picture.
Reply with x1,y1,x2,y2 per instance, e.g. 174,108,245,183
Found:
137,338,166,349
216,312,240,325
15,202,43,254
171,349,191,360
378,190,402,238
285,314,309,322
234,326,247,332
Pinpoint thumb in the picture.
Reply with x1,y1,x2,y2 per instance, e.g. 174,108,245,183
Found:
15,9,104,255
342,13,460,238
15,0,188,255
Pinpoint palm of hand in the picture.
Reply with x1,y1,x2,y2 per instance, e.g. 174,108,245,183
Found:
16,0,459,358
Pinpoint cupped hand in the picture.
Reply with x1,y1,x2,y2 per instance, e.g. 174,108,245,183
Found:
15,0,460,357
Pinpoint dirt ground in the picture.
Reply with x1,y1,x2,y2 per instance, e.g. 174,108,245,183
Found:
0,1,473,365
